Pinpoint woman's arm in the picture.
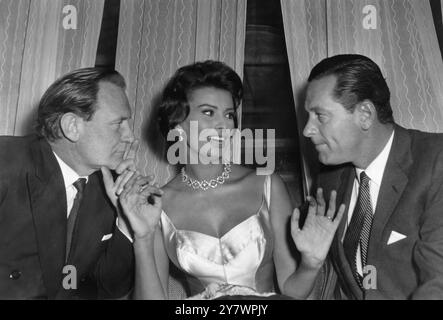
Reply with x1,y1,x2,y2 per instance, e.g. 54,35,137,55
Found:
270,174,344,299
119,174,170,299
133,227,169,299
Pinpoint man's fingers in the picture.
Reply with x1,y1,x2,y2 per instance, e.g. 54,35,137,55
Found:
326,190,337,219
124,139,139,160
333,204,346,226
130,175,155,189
115,158,136,175
291,208,301,231
316,188,325,216
101,167,114,189
306,196,317,218
116,170,137,194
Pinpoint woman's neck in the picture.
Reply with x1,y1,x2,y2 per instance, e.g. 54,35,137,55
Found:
184,163,226,181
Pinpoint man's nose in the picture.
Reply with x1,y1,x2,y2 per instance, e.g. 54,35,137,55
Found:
121,122,135,143
303,119,317,138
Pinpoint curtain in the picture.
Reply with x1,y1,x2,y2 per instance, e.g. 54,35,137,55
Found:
0,0,104,136
116,0,247,186
327,0,443,133
282,0,443,195
280,0,327,197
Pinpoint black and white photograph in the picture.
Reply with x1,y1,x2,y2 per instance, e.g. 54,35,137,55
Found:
1,0,443,309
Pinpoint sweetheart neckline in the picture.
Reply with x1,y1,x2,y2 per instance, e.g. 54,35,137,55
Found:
161,195,266,241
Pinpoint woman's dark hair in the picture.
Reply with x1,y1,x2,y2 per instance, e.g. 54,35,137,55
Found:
308,54,394,124
36,67,126,141
158,60,243,138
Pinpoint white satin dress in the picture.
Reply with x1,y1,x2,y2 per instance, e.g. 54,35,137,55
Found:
160,175,276,299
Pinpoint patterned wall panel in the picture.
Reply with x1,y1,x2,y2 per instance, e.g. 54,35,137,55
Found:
0,0,104,136
116,0,247,185
327,0,443,133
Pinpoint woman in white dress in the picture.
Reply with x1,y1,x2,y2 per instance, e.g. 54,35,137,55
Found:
119,60,345,299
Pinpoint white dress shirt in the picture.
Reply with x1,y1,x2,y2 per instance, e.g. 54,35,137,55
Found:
53,152,88,217
343,130,394,275
53,152,134,243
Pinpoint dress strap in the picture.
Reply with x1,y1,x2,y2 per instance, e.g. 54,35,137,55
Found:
263,175,271,208
160,210,177,232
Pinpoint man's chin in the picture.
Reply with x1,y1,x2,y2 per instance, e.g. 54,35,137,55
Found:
318,154,336,166
318,155,347,166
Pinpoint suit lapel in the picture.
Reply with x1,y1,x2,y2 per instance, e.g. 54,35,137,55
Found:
368,126,412,261
28,138,67,298
68,172,111,267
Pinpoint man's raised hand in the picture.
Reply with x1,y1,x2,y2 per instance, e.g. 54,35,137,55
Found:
291,188,345,270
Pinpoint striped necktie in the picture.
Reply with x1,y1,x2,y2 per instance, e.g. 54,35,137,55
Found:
343,171,374,289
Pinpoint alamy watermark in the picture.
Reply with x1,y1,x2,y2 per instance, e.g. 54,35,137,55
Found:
166,121,275,175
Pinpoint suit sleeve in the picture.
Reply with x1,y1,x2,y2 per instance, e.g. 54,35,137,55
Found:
412,150,443,299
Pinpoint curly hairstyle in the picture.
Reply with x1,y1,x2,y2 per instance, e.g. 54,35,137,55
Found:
158,60,243,138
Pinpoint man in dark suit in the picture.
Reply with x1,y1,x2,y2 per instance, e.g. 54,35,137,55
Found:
0,68,141,299
303,54,443,299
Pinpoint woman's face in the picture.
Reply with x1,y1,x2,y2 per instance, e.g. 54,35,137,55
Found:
179,86,236,162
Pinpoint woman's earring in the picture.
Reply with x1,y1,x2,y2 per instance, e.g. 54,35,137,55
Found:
176,127,185,142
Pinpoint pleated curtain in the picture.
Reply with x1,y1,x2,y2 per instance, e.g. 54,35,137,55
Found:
0,0,104,136
280,0,327,197
281,0,443,195
115,0,247,186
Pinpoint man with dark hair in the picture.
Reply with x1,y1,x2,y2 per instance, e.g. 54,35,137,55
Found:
303,54,443,299
0,68,142,299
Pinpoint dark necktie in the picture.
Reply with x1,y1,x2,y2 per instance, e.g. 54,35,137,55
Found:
343,171,374,289
66,178,87,263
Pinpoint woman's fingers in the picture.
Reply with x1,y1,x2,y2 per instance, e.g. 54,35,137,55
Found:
148,193,163,209
139,184,164,198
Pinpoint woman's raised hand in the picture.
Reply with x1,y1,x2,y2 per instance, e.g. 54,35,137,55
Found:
119,173,164,240
291,188,345,270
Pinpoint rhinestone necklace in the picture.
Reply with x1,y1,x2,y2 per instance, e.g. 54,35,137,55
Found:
181,164,232,191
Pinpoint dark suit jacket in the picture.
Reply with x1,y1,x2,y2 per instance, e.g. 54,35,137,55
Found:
0,135,134,299
316,125,443,299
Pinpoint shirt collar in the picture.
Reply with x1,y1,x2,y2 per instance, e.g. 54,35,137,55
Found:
355,130,395,186
53,151,89,189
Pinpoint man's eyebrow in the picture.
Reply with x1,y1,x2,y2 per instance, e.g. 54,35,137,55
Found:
308,106,325,112
111,116,130,122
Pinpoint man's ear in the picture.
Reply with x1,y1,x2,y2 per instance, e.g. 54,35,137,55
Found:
60,113,82,142
356,100,376,131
